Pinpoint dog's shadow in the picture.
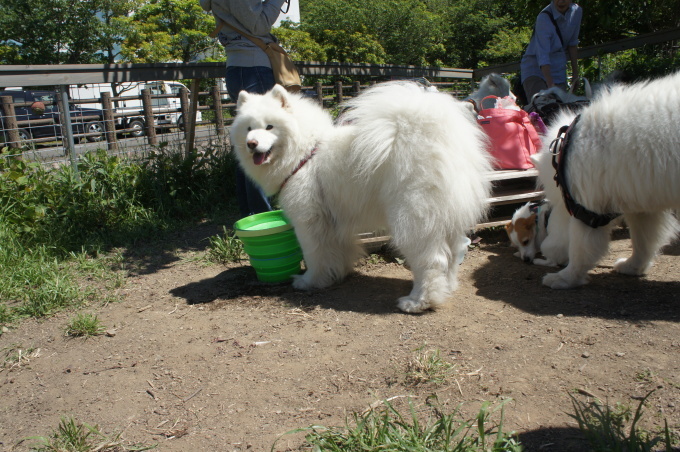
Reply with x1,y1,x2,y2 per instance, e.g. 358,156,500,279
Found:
470,239,680,322
169,265,411,315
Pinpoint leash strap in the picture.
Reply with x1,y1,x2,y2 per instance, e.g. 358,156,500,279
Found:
529,199,551,230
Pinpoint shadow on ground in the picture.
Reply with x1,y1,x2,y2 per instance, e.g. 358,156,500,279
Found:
470,232,680,322
517,426,588,451
121,221,226,276
170,266,412,315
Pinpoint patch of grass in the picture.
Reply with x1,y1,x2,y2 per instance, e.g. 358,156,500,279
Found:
0,232,86,320
1,344,40,371
405,345,457,386
366,253,387,265
65,313,105,338
29,416,156,451
635,368,654,383
569,389,675,451
206,226,245,264
273,397,523,451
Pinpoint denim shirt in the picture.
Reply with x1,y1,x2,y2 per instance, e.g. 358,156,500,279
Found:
520,3,582,84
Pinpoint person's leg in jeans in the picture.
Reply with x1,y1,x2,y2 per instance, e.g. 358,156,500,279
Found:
226,66,276,217
523,76,548,105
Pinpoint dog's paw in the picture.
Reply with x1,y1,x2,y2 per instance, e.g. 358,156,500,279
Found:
613,257,650,276
397,296,431,314
292,274,314,290
542,271,586,289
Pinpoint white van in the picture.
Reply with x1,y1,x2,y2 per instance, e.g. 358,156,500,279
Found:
69,81,202,137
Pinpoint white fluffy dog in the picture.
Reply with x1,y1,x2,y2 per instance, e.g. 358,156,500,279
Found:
230,82,492,313
532,71,680,289
465,73,515,111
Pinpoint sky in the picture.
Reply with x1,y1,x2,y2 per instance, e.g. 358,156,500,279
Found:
274,0,300,27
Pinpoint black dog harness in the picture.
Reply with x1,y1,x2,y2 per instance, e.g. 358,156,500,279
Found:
550,115,621,228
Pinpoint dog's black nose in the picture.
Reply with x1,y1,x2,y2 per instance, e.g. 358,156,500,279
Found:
247,139,258,150
523,256,532,264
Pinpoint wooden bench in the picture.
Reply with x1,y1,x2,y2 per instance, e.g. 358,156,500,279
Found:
359,168,543,249
477,168,543,229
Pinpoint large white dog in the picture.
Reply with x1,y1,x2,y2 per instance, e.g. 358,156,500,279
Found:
532,71,680,289
230,82,492,313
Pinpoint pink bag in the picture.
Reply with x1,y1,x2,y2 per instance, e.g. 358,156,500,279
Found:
477,96,542,170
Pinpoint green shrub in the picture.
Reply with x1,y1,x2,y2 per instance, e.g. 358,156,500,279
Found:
1,145,239,323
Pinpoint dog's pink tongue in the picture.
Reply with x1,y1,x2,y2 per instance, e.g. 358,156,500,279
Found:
253,152,267,166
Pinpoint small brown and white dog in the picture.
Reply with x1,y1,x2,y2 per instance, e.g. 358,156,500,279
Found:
505,200,569,267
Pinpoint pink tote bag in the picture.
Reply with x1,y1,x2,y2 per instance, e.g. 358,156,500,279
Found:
477,96,542,170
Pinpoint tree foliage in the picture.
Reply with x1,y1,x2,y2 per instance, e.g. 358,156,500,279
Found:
118,0,214,63
0,0,677,75
0,0,122,64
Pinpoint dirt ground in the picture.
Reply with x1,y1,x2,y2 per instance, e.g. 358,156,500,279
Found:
1,222,678,451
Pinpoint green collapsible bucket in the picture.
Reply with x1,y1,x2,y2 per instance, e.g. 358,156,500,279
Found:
233,210,303,283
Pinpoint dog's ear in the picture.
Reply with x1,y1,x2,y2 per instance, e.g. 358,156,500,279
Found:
525,214,537,230
236,90,251,109
505,221,513,233
270,84,290,109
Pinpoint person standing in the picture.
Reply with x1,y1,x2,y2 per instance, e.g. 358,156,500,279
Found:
520,0,582,103
200,0,288,218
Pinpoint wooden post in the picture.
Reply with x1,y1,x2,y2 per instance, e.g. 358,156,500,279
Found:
101,92,118,152
1,95,21,148
335,81,343,104
179,86,190,137
141,88,157,146
184,79,200,153
211,84,224,135
56,86,78,176
353,81,361,97
314,81,323,105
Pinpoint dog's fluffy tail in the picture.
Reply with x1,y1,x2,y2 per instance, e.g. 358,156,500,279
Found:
341,81,493,232
342,81,490,176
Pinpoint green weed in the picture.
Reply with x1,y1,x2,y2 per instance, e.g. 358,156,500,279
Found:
405,346,457,387
274,397,523,451
29,416,156,451
65,313,105,338
569,389,675,451
2,344,40,370
206,226,245,263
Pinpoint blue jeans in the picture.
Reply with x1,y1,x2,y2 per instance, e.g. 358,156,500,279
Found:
226,66,275,218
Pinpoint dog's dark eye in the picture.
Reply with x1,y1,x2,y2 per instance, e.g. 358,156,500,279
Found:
247,127,252,131
522,240,530,246
266,125,274,130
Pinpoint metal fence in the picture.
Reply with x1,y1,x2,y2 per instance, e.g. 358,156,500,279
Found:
0,61,475,166
3,24,677,165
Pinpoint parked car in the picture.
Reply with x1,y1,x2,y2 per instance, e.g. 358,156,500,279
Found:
69,81,202,137
0,89,105,145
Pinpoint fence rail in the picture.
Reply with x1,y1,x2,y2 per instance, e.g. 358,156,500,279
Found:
1,78,470,156
474,26,680,78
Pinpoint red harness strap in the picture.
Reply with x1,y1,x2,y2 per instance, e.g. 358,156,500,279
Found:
278,144,318,193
